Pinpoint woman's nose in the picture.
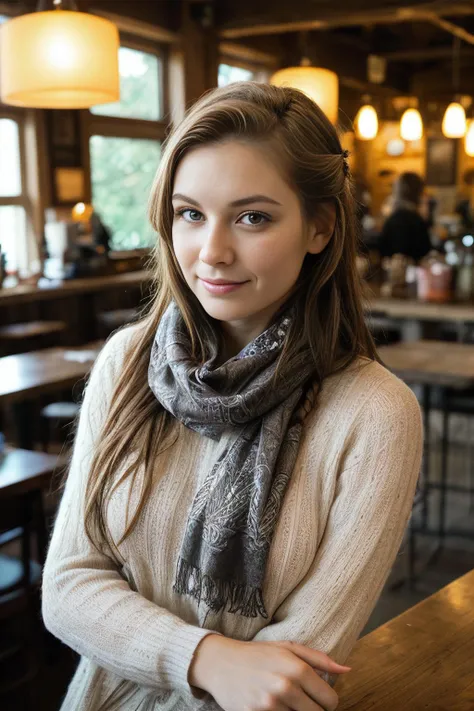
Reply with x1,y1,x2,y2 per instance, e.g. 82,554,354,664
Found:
199,222,234,266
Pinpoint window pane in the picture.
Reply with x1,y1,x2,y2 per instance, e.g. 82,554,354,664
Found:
90,136,161,251
0,119,22,197
0,205,27,271
91,47,161,121
218,63,255,87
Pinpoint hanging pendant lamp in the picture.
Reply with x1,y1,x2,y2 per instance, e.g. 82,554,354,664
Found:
465,121,474,157
0,0,119,109
355,97,378,140
400,107,423,141
442,37,467,139
271,58,339,124
442,102,467,138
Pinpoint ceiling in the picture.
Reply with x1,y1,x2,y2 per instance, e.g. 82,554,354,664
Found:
215,0,474,111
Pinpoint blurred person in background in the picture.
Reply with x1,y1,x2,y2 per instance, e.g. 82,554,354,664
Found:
378,171,432,262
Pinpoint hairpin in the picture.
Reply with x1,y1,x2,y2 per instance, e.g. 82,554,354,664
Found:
341,149,351,178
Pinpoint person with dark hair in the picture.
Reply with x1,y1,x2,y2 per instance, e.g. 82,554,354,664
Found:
378,171,432,261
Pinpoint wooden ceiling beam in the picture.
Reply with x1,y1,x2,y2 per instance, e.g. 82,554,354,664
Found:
382,46,474,61
218,2,474,39
426,14,474,46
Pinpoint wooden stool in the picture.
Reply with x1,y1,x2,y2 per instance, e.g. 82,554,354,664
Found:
0,321,67,356
97,308,137,338
40,402,80,453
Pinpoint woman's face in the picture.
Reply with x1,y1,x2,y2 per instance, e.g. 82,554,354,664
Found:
171,140,332,345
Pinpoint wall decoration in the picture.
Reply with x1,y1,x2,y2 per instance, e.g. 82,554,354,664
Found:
426,136,457,186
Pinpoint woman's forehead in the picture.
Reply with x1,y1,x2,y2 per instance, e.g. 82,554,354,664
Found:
172,139,296,205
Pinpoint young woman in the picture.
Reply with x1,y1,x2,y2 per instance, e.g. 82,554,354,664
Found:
42,83,423,711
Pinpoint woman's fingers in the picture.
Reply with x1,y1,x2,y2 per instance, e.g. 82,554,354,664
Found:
275,641,351,674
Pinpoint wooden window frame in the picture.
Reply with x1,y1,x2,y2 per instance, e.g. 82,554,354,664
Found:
82,36,169,207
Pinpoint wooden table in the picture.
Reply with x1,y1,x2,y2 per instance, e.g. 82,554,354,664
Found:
379,339,474,389
379,340,474,564
369,294,474,324
0,340,103,404
0,270,152,307
336,569,474,710
0,447,61,498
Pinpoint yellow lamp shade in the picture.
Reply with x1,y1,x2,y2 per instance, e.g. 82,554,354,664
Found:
465,121,474,157
270,66,339,124
400,108,423,141
0,11,119,108
442,102,467,138
355,104,378,140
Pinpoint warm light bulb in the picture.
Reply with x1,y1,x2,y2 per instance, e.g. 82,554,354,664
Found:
465,121,474,157
442,102,467,138
400,108,423,141
355,104,378,140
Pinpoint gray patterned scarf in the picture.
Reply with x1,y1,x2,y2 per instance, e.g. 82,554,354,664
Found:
148,302,315,619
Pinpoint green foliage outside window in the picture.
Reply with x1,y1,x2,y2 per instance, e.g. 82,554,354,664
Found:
90,136,161,251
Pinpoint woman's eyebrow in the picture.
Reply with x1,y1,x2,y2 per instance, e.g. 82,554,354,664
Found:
171,193,282,207
172,193,201,206
230,195,282,207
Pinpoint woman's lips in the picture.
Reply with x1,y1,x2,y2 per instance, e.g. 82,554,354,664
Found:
199,278,247,295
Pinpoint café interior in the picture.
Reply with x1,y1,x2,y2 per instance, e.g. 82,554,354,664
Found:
0,0,474,709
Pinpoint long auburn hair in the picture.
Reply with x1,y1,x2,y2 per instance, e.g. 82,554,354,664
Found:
83,82,378,558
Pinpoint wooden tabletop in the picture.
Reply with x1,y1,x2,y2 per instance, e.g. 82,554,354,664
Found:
379,339,474,388
368,294,474,323
0,270,152,307
336,569,474,710
0,447,62,498
0,341,103,404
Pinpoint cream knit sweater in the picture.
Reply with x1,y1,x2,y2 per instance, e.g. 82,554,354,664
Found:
42,326,423,711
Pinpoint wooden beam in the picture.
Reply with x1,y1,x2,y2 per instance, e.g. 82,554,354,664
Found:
218,2,474,39
425,14,474,46
382,46,474,61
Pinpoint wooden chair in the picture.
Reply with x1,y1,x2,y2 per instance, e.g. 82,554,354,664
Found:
97,308,137,338
39,401,80,453
0,492,46,708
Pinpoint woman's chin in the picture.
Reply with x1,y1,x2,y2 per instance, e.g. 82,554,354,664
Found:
196,296,257,323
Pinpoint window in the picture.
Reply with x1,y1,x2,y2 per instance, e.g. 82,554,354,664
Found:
218,63,255,87
87,44,166,251
0,117,28,273
91,47,162,121
90,136,161,250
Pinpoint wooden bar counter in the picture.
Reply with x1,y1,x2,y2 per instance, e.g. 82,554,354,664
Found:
0,270,153,349
0,269,153,307
336,569,474,710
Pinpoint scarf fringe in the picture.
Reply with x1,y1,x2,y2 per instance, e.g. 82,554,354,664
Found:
174,558,268,619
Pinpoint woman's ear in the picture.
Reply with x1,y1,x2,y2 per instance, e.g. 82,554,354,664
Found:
307,202,337,255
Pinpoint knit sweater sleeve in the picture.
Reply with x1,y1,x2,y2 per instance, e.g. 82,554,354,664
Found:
252,374,423,682
41,328,215,701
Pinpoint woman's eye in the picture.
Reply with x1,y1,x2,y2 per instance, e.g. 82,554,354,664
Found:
176,208,203,222
239,212,269,226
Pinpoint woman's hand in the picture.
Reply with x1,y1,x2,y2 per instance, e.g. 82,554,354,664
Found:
189,634,350,711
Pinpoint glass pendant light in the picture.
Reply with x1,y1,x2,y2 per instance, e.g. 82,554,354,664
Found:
442,102,467,138
355,98,378,140
0,0,119,109
465,121,474,157
400,107,423,141
442,37,467,139
271,60,339,124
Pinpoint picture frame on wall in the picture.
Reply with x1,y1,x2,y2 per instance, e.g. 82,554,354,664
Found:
425,137,457,186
